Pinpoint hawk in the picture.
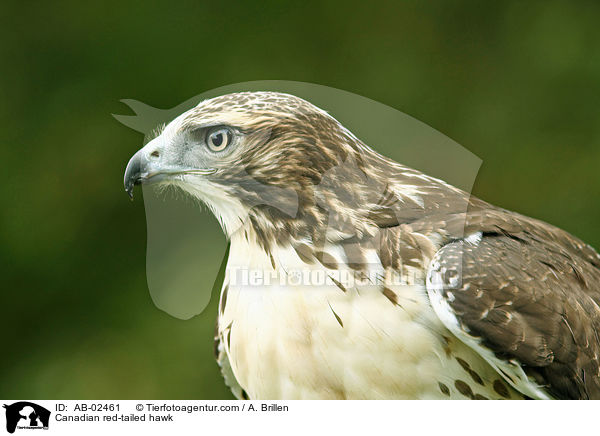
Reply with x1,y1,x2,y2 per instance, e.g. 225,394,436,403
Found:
124,91,600,399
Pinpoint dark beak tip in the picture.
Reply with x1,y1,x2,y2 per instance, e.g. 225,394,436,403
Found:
124,150,143,200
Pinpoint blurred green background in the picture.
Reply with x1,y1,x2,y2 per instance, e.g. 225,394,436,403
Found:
1,1,599,399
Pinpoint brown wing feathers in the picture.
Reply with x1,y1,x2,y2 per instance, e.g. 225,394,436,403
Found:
422,207,600,399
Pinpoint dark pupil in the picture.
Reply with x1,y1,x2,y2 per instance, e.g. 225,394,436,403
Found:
212,132,223,147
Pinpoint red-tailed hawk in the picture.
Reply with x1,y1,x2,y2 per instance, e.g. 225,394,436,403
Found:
124,92,600,399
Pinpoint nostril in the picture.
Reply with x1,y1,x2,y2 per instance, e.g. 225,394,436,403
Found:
150,150,160,158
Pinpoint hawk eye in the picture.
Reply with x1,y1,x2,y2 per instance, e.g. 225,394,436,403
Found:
206,127,232,152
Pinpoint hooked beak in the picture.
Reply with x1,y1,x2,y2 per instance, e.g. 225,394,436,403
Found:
124,149,144,199
123,148,217,199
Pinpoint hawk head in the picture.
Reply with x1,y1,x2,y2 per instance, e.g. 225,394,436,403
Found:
124,92,389,246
